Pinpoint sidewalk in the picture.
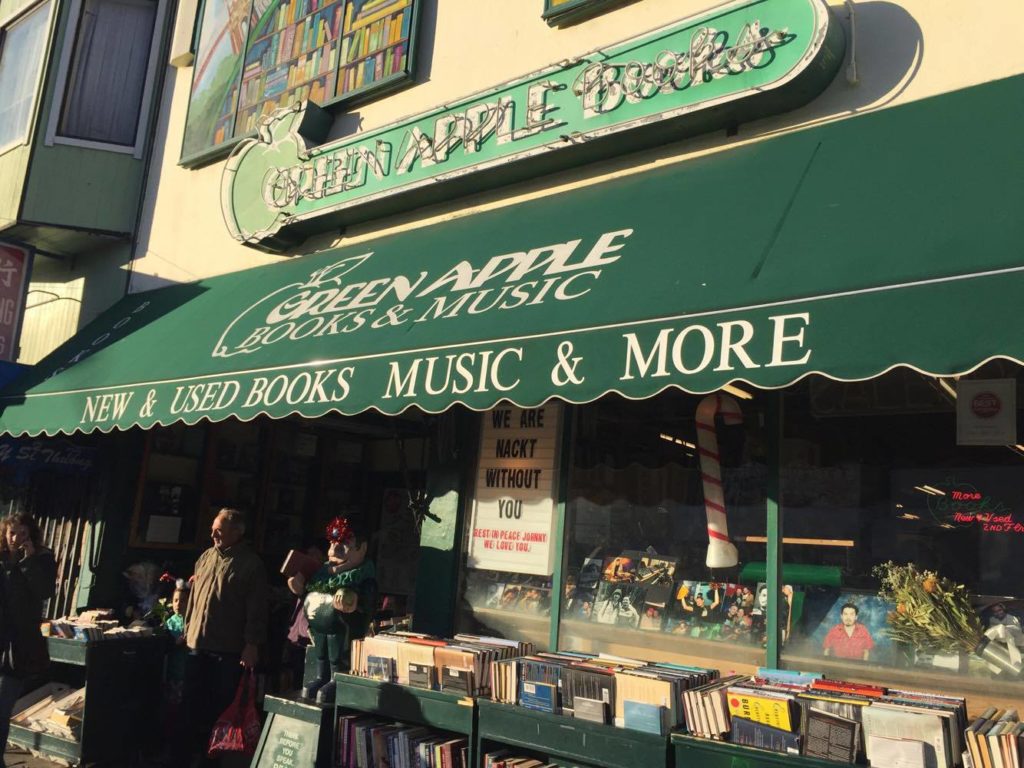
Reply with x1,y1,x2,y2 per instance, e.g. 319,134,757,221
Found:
4,746,66,768
4,745,251,767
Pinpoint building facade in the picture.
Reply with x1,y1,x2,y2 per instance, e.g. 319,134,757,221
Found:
1,0,1024,734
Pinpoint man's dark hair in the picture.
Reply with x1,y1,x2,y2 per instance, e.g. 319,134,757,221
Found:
841,602,859,616
1,512,44,553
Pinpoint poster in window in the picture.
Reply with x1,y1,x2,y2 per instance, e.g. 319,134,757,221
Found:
467,404,562,576
956,379,1017,446
808,593,895,665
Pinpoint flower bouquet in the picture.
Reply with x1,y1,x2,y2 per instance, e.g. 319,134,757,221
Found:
874,561,1021,676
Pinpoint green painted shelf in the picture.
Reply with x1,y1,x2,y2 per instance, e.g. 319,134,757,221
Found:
7,726,80,762
333,674,477,765
8,636,167,765
477,698,669,768
672,732,853,768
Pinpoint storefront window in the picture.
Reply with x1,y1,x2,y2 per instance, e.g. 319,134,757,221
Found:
457,403,563,649
780,364,1024,699
558,389,770,671
459,568,554,649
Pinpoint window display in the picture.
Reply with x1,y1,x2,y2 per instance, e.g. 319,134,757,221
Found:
780,364,1024,694
559,390,771,668
459,567,553,649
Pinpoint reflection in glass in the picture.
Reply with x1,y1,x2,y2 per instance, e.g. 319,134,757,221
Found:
559,390,769,669
781,364,1024,694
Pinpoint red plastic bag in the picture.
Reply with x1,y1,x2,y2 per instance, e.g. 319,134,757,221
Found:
207,670,262,758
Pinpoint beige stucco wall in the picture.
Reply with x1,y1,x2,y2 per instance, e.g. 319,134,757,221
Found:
17,242,133,364
130,0,1024,289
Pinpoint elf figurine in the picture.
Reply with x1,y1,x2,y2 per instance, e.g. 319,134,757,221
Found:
287,516,376,703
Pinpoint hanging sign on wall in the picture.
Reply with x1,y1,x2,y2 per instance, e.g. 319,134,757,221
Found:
0,243,31,363
223,0,844,251
957,379,1017,446
468,402,562,576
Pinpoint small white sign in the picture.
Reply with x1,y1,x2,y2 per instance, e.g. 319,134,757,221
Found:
467,403,562,576
146,515,182,543
957,379,1017,446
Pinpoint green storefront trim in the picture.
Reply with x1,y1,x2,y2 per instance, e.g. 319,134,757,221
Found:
2,75,1022,438
224,0,843,250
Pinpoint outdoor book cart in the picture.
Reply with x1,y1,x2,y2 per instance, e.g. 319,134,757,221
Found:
672,732,853,768
476,698,670,768
252,668,869,768
8,635,166,766
334,672,477,766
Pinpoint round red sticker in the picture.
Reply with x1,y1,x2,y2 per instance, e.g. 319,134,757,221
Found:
971,391,1001,418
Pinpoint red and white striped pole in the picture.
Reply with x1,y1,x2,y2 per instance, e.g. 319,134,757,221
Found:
696,392,742,568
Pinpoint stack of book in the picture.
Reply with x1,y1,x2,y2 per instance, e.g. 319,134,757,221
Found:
862,685,966,768
491,650,718,735
683,674,750,741
350,632,534,698
42,609,145,640
686,669,968,768
963,707,1020,768
12,683,86,741
482,751,562,767
335,714,467,768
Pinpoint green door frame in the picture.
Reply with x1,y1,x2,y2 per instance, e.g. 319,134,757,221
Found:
765,390,784,668
548,404,575,651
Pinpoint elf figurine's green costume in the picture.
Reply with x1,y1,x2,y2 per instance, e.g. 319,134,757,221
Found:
287,516,376,704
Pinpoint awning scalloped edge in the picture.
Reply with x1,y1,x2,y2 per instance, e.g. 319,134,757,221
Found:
3,354,1020,440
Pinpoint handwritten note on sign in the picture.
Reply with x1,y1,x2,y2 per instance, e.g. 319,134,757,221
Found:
468,403,562,576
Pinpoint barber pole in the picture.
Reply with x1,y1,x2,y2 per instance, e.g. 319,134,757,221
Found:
696,392,742,568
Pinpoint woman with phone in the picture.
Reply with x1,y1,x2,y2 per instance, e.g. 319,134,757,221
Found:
0,513,56,766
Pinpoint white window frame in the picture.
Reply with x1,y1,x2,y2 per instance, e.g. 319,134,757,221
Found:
0,0,56,157
44,0,167,158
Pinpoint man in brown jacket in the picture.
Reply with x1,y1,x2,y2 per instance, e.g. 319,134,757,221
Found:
181,508,267,766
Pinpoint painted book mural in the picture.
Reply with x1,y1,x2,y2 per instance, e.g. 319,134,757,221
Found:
183,0,250,157
183,0,417,159
338,0,412,96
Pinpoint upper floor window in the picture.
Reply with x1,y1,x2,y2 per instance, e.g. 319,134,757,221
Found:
543,0,627,25
0,1,52,152
58,0,157,145
47,0,165,154
180,0,419,164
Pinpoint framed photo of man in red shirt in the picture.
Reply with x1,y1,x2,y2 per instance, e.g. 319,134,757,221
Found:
808,593,896,665
823,602,875,660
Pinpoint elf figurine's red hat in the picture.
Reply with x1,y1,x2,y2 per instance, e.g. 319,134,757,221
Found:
326,516,354,544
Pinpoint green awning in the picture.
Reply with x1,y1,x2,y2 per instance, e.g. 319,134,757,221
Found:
2,75,1022,437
